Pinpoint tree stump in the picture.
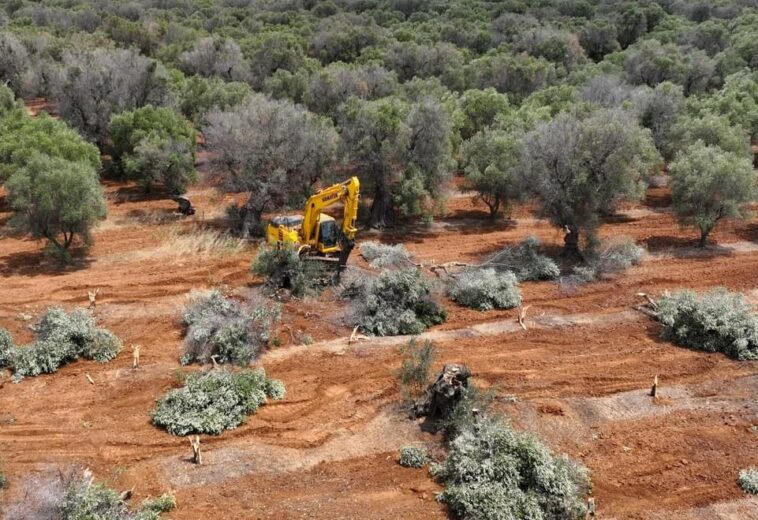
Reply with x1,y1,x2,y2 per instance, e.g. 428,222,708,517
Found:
411,364,471,421
190,436,202,465
132,344,141,370
87,288,99,310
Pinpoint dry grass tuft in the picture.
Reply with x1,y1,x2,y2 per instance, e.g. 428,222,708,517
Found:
155,225,247,257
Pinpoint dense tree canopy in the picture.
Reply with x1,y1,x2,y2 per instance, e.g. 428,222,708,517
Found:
109,105,197,194
204,94,338,236
0,0,755,246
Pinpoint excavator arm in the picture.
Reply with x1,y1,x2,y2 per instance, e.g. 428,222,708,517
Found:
301,177,360,244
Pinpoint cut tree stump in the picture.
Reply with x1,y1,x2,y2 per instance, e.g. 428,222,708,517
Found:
87,288,99,310
518,305,531,330
190,436,202,464
132,344,141,370
411,364,471,421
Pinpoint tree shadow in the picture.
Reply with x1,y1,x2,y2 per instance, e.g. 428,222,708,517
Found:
0,247,93,277
735,222,758,243
109,184,172,204
645,187,671,209
643,235,735,259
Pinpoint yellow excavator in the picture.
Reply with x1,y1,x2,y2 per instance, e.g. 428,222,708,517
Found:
265,177,360,268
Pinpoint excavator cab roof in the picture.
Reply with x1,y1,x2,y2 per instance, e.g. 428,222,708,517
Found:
270,215,304,228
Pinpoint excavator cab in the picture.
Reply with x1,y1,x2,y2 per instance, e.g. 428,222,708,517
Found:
265,177,360,266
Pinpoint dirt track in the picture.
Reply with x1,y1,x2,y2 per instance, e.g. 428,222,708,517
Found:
1,175,757,518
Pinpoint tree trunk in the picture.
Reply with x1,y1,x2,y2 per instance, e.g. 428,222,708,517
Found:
698,228,709,248
411,364,471,421
562,226,582,259
369,185,393,228
486,196,501,220
239,195,264,238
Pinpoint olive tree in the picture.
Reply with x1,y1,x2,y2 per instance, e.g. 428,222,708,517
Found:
461,128,523,218
178,37,250,82
303,62,398,117
522,109,660,257
670,113,752,160
0,111,100,184
340,96,453,227
455,88,510,141
0,32,30,96
173,75,251,125
692,71,758,140
631,82,685,160
579,20,620,61
5,154,106,257
669,143,756,247
109,105,197,194
52,47,172,146
466,52,556,103
203,94,338,236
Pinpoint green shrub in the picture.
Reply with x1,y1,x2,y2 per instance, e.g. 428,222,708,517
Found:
8,308,122,381
399,446,429,468
4,468,174,520
566,236,644,283
252,246,326,298
0,469,6,489
152,368,285,436
436,384,495,440
351,268,446,336
433,415,589,520
181,290,280,366
0,327,13,367
656,288,758,360
360,241,413,268
485,236,560,281
398,338,436,400
448,268,521,311
140,493,177,514
590,236,645,274
739,468,758,494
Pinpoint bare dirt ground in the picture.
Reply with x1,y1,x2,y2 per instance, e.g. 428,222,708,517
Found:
0,150,757,518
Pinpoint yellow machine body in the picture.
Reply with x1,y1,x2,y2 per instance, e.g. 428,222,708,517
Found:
265,177,360,260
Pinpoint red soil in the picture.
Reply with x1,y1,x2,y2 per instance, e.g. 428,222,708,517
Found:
0,167,757,518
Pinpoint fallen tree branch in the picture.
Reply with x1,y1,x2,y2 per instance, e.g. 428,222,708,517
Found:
348,325,370,345
636,292,658,310
85,373,95,385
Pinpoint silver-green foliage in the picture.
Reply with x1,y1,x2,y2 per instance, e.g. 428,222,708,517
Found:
656,288,758,361
484,236,560,282
181,290,280,366
8,308,121,381
0,327,13,367
252,246,326,298
433,416,588,520
5,468,174,520
739,468,758,494
568,237,645,283
399,446,428,468
152,368,285,436
669,142,756,246
449,269,521,311
352,268,446,336
360,241,413,268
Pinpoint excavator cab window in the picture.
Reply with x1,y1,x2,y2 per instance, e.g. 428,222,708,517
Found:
319,219,339,247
